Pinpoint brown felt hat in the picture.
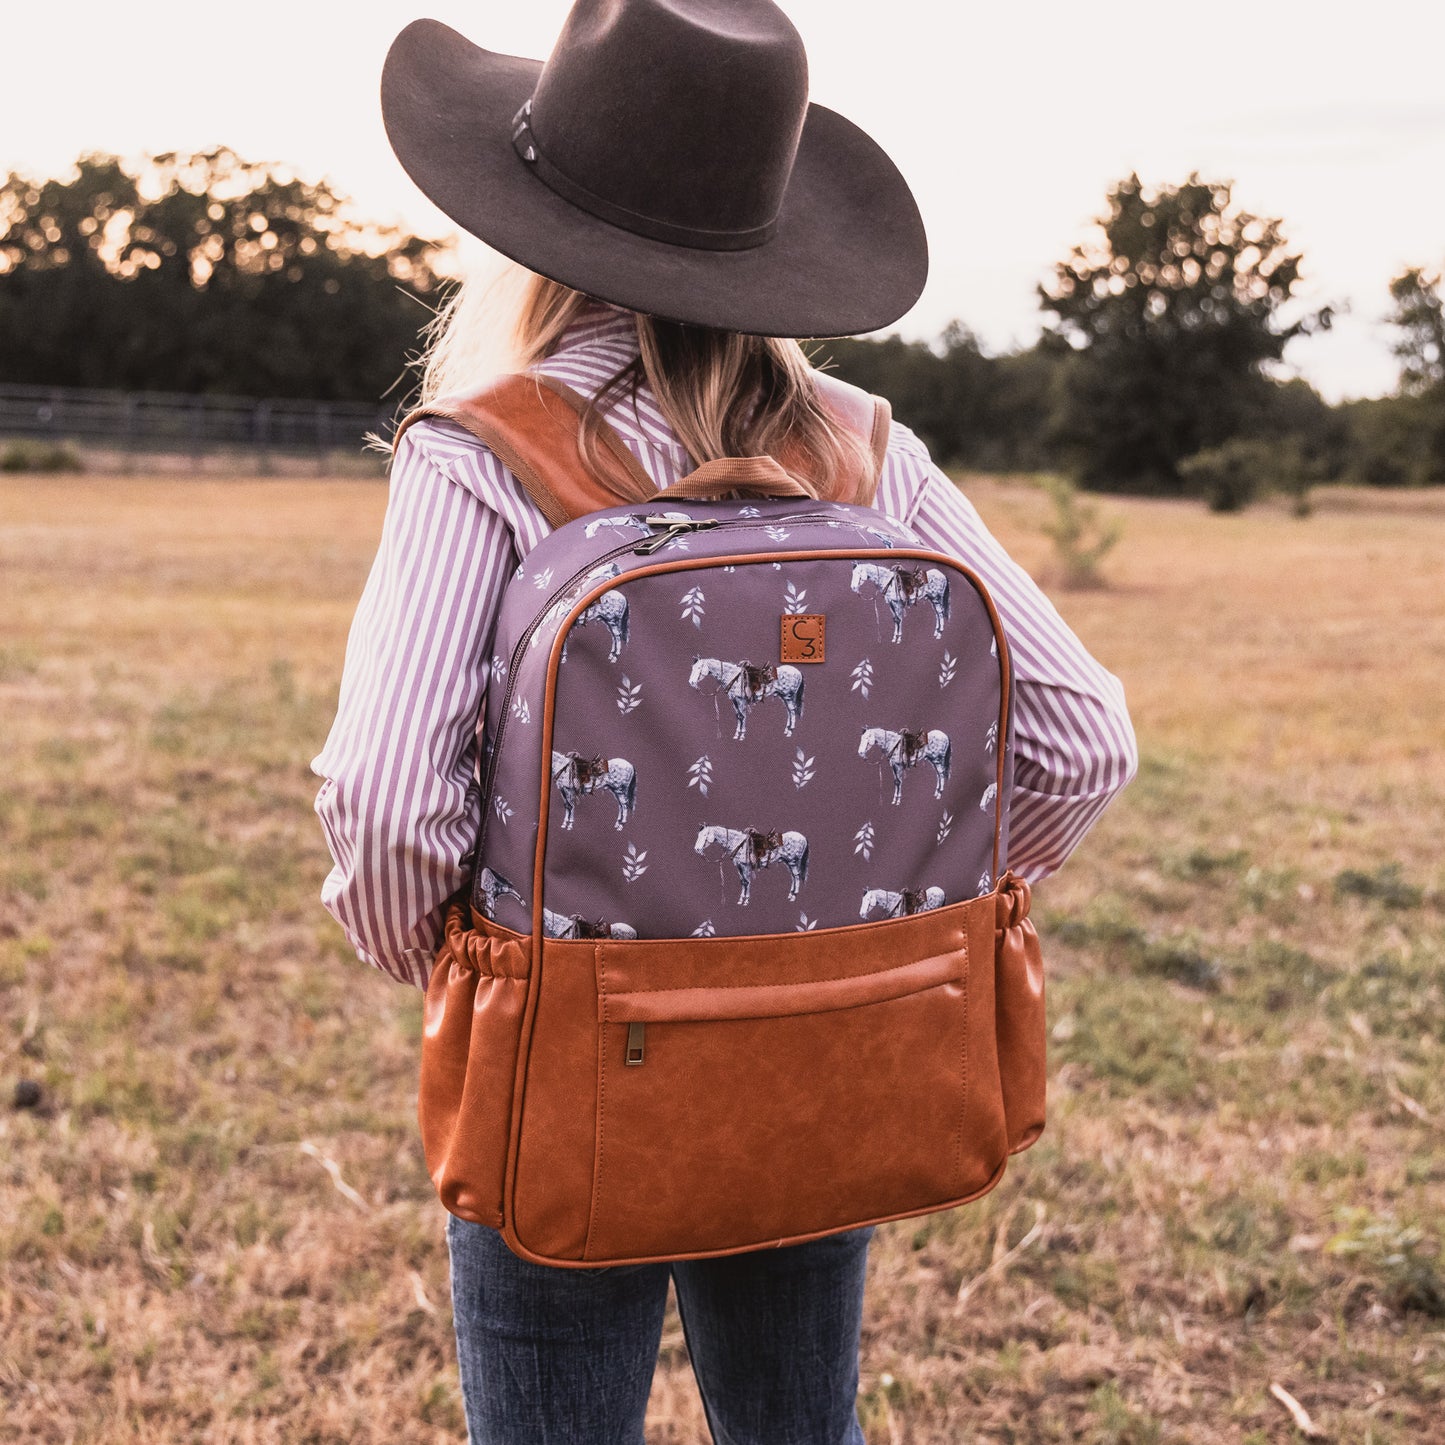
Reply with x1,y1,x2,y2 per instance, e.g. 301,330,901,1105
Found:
380,1,928,338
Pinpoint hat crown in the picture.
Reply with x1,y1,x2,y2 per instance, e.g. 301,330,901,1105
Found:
527,0,809,248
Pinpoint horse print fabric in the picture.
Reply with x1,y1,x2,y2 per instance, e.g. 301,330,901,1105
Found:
470,495,1011,939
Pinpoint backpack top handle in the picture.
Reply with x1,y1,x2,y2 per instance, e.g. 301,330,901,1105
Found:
652,455,815,502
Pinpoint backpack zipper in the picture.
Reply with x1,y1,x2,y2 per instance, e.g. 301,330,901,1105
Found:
634,517,722,553
476,509,895,855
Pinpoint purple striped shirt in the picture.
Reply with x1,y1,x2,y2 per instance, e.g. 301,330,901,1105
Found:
312,306,1137,988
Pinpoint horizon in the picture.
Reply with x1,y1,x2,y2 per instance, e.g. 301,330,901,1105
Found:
6,1,1443,403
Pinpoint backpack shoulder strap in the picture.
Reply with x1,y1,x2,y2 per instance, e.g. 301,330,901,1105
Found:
390,373,654,528
806,370,892,504
390,368,892,524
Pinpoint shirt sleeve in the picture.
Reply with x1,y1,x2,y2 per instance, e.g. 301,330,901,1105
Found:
310,428,516,989
906,460,1138,882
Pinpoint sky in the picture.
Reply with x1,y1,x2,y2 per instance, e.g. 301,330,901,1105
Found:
6,0,1443,401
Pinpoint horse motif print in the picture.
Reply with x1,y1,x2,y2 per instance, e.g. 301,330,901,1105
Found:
542,908,637,940
859,726,952,804
688,656,805,739
695,824,809,905
552,750,638,830
477,866,526,922
532,562,628,663
859,886,946,919
850,561,951,643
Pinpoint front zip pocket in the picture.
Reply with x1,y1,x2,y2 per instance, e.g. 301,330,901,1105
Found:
547,895,1011,1263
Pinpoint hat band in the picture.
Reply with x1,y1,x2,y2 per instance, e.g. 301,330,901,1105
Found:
511,100,778,253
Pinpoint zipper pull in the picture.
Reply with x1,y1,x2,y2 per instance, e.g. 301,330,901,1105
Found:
634,518,719,554
625,1022,646,1065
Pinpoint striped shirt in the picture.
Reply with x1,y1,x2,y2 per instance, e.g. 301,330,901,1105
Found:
312,305,1138,988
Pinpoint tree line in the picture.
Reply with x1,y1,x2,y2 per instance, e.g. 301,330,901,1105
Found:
2,152,1441,501
0,149,444,405
824,174,1444,504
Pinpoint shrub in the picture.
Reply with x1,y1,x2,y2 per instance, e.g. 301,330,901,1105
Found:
0,439,85,473
1178,437,1312,514
1037,472,1122,588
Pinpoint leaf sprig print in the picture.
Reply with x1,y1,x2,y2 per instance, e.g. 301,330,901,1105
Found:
680,585,705,627
622,843,648,882
692,919,717,936
792,748,816,789
493,795,514,825
850,658,874,700
687,755,713,797
510,696,531,724
533,566,554,590
783,580,807,609
853,821,875,862
937,810,953,844
616,675,643,715
939,651,957,689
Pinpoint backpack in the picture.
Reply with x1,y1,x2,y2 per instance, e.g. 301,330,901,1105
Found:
391,370,1046,1267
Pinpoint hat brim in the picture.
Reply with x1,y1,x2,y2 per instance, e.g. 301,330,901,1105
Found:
381,19,928,339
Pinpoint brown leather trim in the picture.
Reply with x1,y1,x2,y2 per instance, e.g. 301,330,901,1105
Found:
602,947,963,1023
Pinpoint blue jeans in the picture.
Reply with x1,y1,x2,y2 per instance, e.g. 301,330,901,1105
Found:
446,1214,873,1444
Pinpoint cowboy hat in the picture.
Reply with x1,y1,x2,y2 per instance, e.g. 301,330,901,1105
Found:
380,0,928,338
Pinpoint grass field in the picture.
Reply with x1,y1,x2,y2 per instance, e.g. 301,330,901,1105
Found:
2,472,1442,1443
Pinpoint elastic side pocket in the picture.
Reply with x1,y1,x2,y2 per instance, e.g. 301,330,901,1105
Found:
418,899,531,1226
994,873,1046,1154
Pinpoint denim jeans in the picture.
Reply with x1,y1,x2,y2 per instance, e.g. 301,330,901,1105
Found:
446,1213,873,1444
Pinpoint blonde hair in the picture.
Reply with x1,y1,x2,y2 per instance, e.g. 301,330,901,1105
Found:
408,262,874,504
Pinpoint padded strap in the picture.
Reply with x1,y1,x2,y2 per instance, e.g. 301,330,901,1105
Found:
391,374,653,527
806,370,891,503
391,368,891,523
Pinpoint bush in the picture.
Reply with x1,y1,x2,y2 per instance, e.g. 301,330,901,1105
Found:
1037,472,1122,588
1178,437,1310,514
0,439,85,473
1338,390,1445,488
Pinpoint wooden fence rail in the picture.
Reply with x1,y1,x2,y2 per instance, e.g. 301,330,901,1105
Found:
0,383,398,472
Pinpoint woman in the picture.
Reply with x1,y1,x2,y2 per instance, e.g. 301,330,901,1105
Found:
314,4,1137,1441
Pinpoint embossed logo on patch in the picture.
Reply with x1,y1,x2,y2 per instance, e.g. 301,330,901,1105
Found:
781,613,825,663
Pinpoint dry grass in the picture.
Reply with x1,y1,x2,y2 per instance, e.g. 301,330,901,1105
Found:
2,474,1442,1443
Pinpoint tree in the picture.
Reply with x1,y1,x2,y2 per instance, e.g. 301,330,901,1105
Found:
821,325,1068,473
0,149,450,402
1387,266,1445,395
1039,172,1330,494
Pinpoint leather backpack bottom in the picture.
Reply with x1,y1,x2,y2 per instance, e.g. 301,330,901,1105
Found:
419,876,1045,1267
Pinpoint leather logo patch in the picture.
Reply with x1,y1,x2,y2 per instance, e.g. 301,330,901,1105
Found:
781,613,825,663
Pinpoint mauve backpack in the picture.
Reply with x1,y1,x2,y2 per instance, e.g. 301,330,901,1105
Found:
390,370,1046,1267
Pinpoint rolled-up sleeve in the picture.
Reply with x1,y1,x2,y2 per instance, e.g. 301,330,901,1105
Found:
311,430,515,988
908,462,1138,881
